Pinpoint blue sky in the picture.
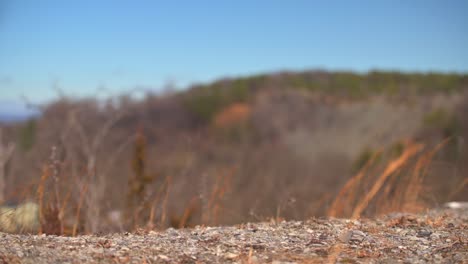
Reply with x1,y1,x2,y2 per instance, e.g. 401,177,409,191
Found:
1,0,467,106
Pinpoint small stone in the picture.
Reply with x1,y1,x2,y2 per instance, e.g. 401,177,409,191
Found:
339,231,352,243
224,252,238,259
417,230,432,237
249,256,259,263
340,230,367,243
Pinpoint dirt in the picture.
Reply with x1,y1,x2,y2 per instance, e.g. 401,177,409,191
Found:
0,208,466,263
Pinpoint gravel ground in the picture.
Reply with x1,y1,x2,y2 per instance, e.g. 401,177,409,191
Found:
0,208,466,263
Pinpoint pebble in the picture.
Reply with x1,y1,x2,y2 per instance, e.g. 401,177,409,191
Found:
417,229,432,237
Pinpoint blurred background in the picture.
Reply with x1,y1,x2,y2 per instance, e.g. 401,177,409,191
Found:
0,0,467,235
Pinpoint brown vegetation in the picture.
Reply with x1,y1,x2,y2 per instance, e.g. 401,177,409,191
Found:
1,70,467,235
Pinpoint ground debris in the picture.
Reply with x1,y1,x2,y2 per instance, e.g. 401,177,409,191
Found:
0,208,466,263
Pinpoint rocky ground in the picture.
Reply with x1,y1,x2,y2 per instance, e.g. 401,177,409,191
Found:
0,208,466,264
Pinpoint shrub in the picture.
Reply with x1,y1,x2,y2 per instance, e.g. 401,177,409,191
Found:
18,119,36,151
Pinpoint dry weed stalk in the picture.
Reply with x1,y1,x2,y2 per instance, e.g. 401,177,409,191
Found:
308,192,331,216
36,165,49,234
0,129,15,204
448,177,468,200
69,108,126,233
402,138,451,212
147,202,157,229
48,146,65,234
127,129,157,228
34,146,67,235
72,182,88,236
160,176,171,227
146,191,163,229
204,168,234,225
145,175,172,229
58,190,71,234
172,196,199,228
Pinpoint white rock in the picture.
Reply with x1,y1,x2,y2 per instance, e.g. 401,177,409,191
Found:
444,201,468,209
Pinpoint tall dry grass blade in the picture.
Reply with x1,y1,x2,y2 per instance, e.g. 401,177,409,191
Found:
160,176,171,227
351,143,424,219
448,177,468,200
404,154,427,208
147,189,163,229
72,183,88,236
377,166,405,214
328,150,382,217
177,196,199,228
36,165,50,234
0,128,15,204
48,146,65,234
58,190,71,235
404,138,451,212
147,203,156,229
308,192,331,216
204,168,234,225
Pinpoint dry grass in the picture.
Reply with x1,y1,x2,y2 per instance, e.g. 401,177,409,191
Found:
350,142,424,218
36,165,49,234
328,138,455,219
1,134,461,236
204,168,235,225
327,148,383,218
72,182,88,236
448,177,468,201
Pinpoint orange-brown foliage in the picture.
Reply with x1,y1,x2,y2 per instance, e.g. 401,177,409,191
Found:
213,103,251,128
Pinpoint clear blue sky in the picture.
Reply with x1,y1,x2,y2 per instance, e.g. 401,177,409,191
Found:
1,0,467,105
